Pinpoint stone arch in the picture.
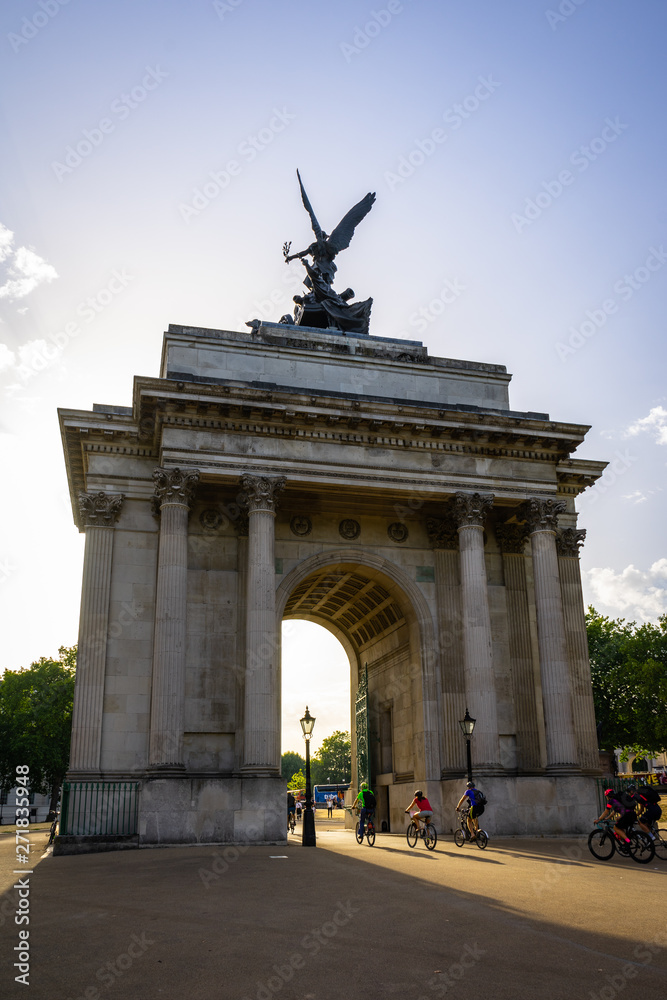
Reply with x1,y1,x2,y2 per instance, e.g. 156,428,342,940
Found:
276,548,440,793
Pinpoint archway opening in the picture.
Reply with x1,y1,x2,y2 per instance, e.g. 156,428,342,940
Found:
280,619,350,759
277,555,437,832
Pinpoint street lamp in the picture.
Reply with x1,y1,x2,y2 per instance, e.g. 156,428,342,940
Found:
459,707,476,784
300,706,316,847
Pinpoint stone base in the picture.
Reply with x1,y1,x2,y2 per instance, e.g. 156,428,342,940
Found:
54,835,139,856
438,775,598,836
139,775,286,846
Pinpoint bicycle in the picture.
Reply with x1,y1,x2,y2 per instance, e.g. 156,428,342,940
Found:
406,817,437,850
587,819,655,864
643,822,667,860
454,807,488,850
355,811,376,847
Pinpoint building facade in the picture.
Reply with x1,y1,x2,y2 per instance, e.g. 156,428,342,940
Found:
59,322,606,848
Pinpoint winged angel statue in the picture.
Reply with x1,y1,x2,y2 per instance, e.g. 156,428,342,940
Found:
280,170,376,335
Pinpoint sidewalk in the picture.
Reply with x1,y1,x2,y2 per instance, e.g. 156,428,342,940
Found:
1,827,666,999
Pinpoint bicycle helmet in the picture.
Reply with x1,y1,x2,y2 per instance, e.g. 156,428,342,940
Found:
604,788,616,797
466,781,475,789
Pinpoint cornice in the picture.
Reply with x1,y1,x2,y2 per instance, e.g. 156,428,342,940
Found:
59,375,606,527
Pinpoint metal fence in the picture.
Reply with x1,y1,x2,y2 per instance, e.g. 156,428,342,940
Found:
60,781,139,836
594,775,665,813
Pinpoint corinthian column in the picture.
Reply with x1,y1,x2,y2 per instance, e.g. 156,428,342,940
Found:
557,528,600,772
496,522,542,772
239,474,285,774
426,515,466,777
451,492,502,773
69,492,125,773
148,467,199,770
523,498,578,772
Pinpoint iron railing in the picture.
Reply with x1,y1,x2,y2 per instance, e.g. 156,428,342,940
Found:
60,781,139,836
594,775,665,813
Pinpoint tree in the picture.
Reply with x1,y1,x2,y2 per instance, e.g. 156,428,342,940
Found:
311,730,351,785
0,646,76,818
281,750,305,782
586,608,667,760
287,770,306,790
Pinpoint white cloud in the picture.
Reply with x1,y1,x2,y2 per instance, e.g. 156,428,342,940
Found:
621,487,663,504
625,406,667,446
584,559,667,622
0,225,14,263
0,343,16,372
0,224,58,300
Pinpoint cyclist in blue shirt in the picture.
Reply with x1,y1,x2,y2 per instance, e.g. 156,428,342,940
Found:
456,781,484,840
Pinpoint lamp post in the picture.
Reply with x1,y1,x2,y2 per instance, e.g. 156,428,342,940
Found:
300,706,316,847
459,707,476,784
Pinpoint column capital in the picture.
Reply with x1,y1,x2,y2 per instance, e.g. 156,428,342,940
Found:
496,522,529,554
556,527,587,557
520,497,566,533
78,492,125,527
239,474,286,514
451,491,494,529
152,467,200,514
426,514,459,550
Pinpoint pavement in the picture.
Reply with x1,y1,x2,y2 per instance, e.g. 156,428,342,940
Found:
1,815,667,1000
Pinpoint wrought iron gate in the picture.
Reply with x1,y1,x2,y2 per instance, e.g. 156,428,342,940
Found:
355,664,370,790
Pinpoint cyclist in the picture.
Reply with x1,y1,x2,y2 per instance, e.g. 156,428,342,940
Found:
287,791,296,830
596,787,636,844
405,790,433,834
352,781,375,839
456,781,484,840
635,783,662,839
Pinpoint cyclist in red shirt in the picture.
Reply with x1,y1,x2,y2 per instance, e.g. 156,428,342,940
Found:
405,790,433,833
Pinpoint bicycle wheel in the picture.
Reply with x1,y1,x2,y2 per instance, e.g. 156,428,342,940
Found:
406,822,418,848
366,824,376,847
587,829,615,861
355,824,364,844
454,829,466,848
629,831,655,864
653,829,667,861
424,825,437,850
475,830,488,850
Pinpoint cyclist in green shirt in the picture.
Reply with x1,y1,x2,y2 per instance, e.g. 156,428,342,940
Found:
352,781,375,839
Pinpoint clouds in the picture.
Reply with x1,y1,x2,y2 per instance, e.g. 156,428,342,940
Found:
625,406,667,447
584,559,667,622
0,223,57,300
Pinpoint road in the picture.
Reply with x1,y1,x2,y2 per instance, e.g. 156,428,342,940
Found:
1,826,666,999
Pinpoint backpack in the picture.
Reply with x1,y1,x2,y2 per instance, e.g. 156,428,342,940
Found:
618,790,637,811
364,789,376,810
638,785,661,805
473,790,487,807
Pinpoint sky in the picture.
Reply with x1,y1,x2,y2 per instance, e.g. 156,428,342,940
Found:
1,0,665,754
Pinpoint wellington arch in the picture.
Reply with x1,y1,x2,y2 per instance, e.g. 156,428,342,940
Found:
57,321,607,851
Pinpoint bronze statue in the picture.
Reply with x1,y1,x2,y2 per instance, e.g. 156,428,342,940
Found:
247,171,376,336
283,170,376,287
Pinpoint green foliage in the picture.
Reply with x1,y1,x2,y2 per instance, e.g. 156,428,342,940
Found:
281,750,305,782
0,646,76,797
287,770,305,790
311,730,351,785
586,608,667,757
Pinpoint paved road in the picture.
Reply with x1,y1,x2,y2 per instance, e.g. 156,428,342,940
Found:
1,828,666,999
